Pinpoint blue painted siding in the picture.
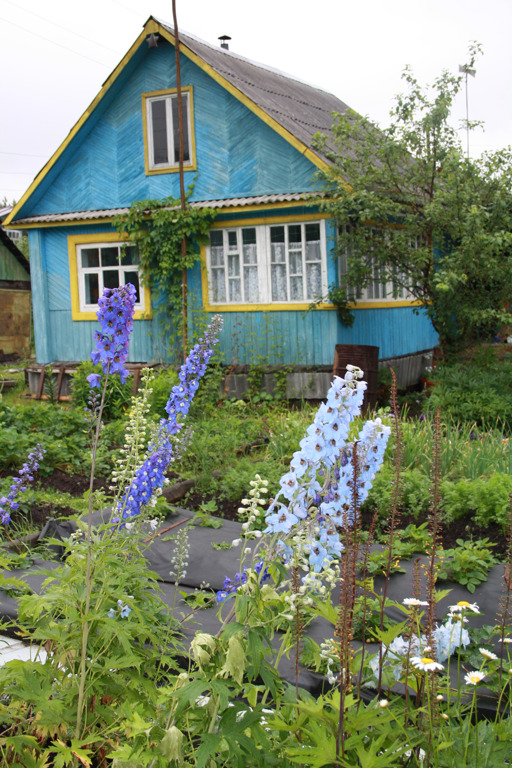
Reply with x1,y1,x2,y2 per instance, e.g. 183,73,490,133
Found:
24,40,318,218
209,306,437,367
30,224,157,364
46,310,154,364
30,212,437,365
21,36,438,368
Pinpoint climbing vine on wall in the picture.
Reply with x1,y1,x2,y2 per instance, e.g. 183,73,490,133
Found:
114,194,216,358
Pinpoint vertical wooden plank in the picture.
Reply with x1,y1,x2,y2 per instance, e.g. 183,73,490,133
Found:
28,230,53,363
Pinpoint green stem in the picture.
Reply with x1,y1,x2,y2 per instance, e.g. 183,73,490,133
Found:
75,370,109,740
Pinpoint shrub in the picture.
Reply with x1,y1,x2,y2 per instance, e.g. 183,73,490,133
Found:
148,366,180,418
426,349,512,430
71,360,133,421
367,466,431,519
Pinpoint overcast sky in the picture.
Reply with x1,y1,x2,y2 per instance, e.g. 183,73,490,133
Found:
1,0,511,204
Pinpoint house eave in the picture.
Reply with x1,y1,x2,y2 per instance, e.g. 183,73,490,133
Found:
10,193,324,228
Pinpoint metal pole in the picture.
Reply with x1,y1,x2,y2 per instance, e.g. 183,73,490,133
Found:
172,0,188,355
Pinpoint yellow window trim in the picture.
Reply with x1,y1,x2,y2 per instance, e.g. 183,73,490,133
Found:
200,213,423,312
67,232,152,321
209,212,329,229
201,214,330,310
142,86,197,175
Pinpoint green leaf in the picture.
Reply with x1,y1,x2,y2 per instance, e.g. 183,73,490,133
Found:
220,632,245,685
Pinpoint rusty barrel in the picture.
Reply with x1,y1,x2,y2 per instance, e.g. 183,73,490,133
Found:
333,344,379,412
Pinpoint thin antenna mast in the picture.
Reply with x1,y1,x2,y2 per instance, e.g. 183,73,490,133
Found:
459,64,476,158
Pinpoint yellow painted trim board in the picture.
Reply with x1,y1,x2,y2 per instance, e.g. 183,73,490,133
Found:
209,212,328,229
141,86,197,175
67,232,152,321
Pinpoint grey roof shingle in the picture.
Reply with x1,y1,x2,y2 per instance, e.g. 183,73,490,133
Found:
158,19,350,164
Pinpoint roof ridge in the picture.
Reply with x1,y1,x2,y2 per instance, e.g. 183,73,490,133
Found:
154,17,337,97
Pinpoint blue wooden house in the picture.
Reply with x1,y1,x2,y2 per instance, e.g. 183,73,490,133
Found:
4,16,437,375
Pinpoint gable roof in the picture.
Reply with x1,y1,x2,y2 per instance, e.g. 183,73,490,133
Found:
0,208,30,273
156,20,349,162
5,17,350,227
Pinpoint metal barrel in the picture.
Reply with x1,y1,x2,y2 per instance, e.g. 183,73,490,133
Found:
333,344,379,412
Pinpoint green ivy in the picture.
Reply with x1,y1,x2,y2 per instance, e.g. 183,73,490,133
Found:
114,193,216,357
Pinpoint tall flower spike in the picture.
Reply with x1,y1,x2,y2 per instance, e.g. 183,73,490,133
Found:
88,283,137,388
116,315,223,522
265,366,391,572
0,444,45,525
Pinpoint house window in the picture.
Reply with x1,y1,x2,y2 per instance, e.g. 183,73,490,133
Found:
339,229,415,302
77,242,145,312
143,87,195,172
206,220,327,306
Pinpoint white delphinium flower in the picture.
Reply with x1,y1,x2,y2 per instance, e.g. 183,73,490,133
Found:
111,368,154,504
237,474,269,536
169,526,190,585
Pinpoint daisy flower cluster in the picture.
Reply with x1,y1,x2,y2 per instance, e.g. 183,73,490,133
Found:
88,283,137,387
115,315,223,523
370,601,475,682
265,366,391,572
0,444,45,525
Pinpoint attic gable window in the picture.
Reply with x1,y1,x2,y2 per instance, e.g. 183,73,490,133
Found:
143,87,196,174
205,219,327,307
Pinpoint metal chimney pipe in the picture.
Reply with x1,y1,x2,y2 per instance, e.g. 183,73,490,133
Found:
218,35,231,50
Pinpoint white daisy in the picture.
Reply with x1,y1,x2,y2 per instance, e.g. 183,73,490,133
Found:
500,637,512,644
411,656,444,672
449,601,479,614
379,699,389,708
465,670,485,685
403,598,429,607
447,612,469,623
479,648,498,661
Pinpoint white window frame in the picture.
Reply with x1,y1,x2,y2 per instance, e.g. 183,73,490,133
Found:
205,220,328,306
76,241,145,313
339,228,416,302
145,89,193,171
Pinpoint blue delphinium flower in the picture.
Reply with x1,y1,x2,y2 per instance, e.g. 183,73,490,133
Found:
434,618,470,662
216,559,270,603
0,444,45,525
86,372,103,389
115,316,223,522
264,366,391,572
88,284,137,388
108,600,133,618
